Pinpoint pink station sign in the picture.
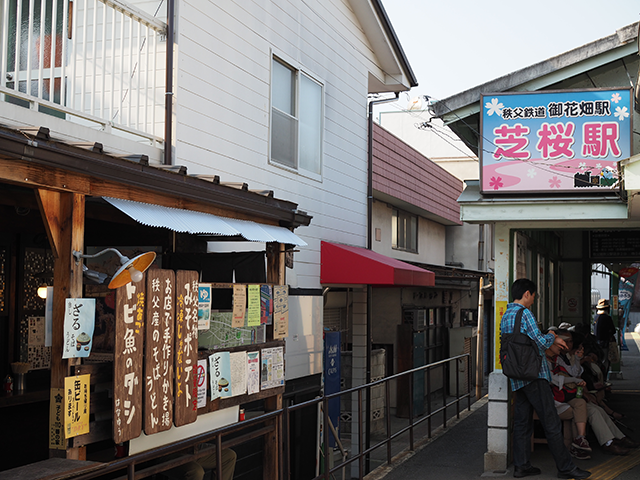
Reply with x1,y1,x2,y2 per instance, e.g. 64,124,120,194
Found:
480,88,633,194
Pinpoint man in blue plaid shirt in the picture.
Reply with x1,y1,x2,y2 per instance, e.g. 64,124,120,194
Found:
501,279,590,479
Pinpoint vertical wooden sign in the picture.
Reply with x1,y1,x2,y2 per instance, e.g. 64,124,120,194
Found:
145,269,175,434
114,277,145,443
174,270,199,427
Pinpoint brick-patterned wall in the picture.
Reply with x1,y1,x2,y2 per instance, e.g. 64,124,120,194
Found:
372,123,463,225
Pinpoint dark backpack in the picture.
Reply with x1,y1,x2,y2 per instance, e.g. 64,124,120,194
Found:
500,308,542,381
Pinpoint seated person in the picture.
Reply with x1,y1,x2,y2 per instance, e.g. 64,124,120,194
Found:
545,339,592,459
549,332,637,456
164,446,236,480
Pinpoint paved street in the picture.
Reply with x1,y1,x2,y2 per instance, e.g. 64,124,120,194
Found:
368,332,640,480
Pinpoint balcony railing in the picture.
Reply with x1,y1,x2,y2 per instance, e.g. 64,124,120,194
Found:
40,353,471,480
0,0,166,144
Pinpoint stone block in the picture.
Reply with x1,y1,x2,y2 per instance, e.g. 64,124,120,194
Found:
488,400,509,428
487,427,508,454
484,451,508,472
488,371,509,401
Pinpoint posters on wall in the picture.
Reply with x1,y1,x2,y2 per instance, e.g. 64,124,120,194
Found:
64,374,90,439
260,285,272,325
62,298,96,359
247,285,261,326
28,316,51,369
209,351,232,400
232,285,246,328
198,284,211,330
273,286,289,339
196,359,208,409
247,351,260,395
229,351,247,397
260,346,285,390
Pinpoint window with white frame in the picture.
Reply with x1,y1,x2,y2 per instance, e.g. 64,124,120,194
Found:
392,208,418,253
270,57,323,176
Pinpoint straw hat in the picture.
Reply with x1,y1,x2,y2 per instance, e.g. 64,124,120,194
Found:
596,298,610,312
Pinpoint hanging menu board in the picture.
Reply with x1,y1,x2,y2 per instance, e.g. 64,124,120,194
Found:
144,269,175,435
114,277,145,443
174,270,199,427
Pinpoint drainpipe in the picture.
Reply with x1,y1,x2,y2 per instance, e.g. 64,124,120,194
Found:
365,92,398,474
164,0,175,165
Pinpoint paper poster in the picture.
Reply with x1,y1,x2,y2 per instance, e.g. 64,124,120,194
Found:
260,346,285,390
28,316,51,369
64,374,90,438
232,285,246,328
247,285,260,326
230,351,247,397
260,285,272,325
48,388,65,449
209,351,232,400
273,286,289,339
247,351,260,395
198,284,212,330
197,359,208,409
62,298,96,358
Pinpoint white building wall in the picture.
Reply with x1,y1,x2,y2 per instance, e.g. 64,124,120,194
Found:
170,0,380,293
371,199,446,265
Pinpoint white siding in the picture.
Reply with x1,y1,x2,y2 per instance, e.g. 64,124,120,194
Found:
172,0,378,289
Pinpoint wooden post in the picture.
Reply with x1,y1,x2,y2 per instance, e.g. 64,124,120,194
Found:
264,242,284,480
38,191,85,459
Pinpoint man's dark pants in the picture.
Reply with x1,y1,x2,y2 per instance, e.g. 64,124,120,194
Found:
513,379,575,473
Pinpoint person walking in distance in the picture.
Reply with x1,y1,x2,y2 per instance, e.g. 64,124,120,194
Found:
501,279,591,479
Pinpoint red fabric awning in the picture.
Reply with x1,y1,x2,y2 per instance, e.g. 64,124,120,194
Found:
321,241,435,287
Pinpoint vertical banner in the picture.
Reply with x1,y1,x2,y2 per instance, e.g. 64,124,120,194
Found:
232,285,246,328
324,331,341,448
64,374,90,439
62,298,96,358
49,387,66,449
174,270,199,427
114,278,145,443
145,269,175,434
273,285,289,339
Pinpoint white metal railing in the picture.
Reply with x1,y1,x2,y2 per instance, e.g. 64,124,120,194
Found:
0,0,166,143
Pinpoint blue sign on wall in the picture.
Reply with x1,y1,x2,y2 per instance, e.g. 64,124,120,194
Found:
480,88,632,194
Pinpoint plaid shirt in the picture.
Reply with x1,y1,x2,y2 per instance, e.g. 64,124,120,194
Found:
500,302,555,391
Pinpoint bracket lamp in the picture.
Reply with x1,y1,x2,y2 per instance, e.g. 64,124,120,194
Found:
73,248,156,289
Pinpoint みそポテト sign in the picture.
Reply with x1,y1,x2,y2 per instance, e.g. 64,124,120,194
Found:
480,88,632,194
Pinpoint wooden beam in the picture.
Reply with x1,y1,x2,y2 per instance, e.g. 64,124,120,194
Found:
0,158,279,224
36,189,63,259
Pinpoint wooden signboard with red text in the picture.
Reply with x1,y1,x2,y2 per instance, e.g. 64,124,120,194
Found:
174,270,199,427
113,277,145,443
144,269,175,434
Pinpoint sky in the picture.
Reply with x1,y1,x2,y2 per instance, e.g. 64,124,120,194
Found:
380,0,640,108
